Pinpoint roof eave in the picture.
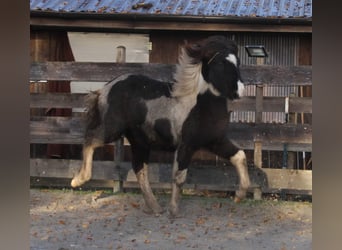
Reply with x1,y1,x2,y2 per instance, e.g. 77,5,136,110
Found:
30,11,312,26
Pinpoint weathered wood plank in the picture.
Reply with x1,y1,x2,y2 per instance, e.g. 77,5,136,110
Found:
228,123,312,144
30,93,312,113
230,97,312,113
262,168,312,191
233,141,311,152
30,159,312,193
30,62,312,86
30,93,86,108
30,135,83,144
29,136,311,151
30,159,124,180
30,177,119,189
288,97,312,113
30,116,312,146
30,116,85,144
241,65,312,86
30,116,85,133
30,62,174,82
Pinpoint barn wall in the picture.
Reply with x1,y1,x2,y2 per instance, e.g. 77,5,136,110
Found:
150,31,312,66
150,31,212,64
298,33,312,125
30,30,75,159
299,34,312,66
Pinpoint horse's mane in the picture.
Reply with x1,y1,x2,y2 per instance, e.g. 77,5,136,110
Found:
171,36,237,98
171,46,203,98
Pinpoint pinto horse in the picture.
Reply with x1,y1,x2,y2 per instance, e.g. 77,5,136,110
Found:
71,36,251,217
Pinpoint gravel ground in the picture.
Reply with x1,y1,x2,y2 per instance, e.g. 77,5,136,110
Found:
30,188,312,250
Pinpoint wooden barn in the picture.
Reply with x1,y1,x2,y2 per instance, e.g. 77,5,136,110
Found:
30,0,312,195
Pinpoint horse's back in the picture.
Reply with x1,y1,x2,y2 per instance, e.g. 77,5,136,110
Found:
107,75,172,101
100,75,174,144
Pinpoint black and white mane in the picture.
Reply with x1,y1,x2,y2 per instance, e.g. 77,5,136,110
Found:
71,36,250,217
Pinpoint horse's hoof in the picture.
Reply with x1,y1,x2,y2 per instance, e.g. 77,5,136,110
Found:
154,208,165,216
71,177,83,188
142,206,154,215
153,211,164,217
142,205,164,216
234,196,242,203
150,205,165,217
168,205,179,218
70,178,78,188
234,189,247,203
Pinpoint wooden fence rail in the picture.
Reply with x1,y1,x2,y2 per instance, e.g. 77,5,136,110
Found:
30,62,312,85
30,62,312,196
30,93,312,113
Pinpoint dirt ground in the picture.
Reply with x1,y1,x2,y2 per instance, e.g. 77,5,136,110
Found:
30,188,312,250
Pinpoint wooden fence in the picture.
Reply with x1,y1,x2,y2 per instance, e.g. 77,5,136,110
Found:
30,61,312,197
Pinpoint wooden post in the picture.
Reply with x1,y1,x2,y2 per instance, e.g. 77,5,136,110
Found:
253,84,264,200
299,86,306,170
287,93,297,169
113,46,126,193
252,57,266,200
287,151,296,169
254,84,263,168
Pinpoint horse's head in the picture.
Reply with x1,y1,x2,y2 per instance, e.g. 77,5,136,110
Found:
185,36,244,100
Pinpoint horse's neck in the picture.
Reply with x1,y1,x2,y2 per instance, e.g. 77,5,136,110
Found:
172,49,203,98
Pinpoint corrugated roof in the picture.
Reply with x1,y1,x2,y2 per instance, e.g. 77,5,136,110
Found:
30,0,312,19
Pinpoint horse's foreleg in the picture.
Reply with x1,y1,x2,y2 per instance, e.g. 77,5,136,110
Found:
71,139,103,188
230,149,250,202
207,140,250,203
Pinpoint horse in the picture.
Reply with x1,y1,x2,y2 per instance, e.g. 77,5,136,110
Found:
71,35,251,217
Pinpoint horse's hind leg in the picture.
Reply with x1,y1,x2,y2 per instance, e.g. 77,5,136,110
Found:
131,145,164,215
208,139,250,202
71,137,103,188
169,143,195,217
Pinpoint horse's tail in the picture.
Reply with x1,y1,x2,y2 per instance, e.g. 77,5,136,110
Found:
84,90,101,131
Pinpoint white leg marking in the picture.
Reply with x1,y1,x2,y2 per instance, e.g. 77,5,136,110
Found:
71,138,104,188
175,169,188,186
136,164,163,215
71,146,94,187
230,150,250,200
169,151,185,217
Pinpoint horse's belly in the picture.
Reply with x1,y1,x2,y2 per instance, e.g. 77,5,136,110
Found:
144,96,196,144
